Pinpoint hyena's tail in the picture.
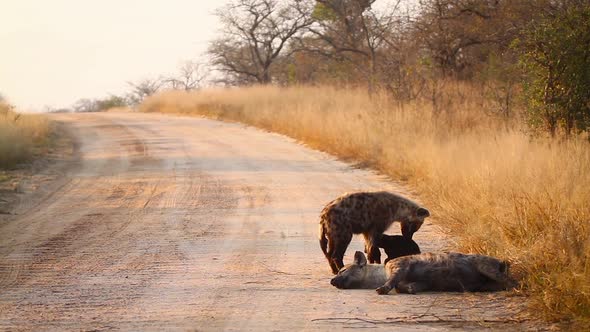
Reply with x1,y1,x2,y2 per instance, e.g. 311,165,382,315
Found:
319,222,330,261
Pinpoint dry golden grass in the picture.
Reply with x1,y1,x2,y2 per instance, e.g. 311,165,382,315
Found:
140,85,590,323
0,102,52,169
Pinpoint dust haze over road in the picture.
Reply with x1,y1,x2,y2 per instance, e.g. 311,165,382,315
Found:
0,113,535,330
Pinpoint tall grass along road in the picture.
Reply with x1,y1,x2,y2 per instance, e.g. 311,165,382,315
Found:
0,102,52,169
0,112,538,330
140,85,589,325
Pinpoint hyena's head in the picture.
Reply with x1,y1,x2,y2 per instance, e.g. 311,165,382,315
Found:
330,251,371,289
499,260,519,288
400,206,430,239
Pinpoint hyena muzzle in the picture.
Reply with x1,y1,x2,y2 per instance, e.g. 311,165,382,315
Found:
330,251,517,294
319,191,430,274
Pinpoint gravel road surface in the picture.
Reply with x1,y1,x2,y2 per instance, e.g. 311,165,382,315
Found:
0,112,537,331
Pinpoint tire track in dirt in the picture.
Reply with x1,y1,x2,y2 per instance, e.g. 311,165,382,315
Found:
0,115,181,329
0,112,543,331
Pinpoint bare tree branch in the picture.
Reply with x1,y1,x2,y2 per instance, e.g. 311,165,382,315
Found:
209,0,315,85
166,61,209,91
126,77,164,105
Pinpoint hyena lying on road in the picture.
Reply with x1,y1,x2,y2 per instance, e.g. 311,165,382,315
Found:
376,234,421,264
330,251,517,294
319,191,430,274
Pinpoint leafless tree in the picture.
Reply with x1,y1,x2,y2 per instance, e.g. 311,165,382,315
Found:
72,98,98,113
166,61,208,91
411,0,556,78
126,77,164,105
297,0,412,94
208,0,315,85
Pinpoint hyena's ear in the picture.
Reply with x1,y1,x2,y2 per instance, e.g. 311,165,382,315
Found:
353,251,367,266
416,207,430,218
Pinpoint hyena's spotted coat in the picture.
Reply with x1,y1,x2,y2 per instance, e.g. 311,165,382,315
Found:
376,252,517,294
319,191,430,274
330,251,517,294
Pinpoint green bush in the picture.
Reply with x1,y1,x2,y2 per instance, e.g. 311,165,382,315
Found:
519,5,590,136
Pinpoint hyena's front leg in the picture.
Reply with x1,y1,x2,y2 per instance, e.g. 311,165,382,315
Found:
376,266,407,295
376,274,400,295
363,232,382,264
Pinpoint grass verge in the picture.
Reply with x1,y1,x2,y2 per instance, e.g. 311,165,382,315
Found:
0,103,53,169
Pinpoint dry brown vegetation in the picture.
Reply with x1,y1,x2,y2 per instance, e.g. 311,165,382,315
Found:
139,85,590,323
0,102,52,169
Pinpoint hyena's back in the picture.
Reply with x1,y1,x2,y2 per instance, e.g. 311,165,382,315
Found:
384,252,514,293
320,191,400,233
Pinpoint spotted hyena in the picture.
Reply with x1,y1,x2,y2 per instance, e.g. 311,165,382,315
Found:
318,191,430,274
330,251,517,294
376,234,421,264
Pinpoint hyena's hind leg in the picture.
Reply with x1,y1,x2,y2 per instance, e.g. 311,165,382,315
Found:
325,239,340,274
328,232,353,274
319,224,339,273
363,232,382,264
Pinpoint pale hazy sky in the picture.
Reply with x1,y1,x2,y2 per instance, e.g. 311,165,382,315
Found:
0,0,229,110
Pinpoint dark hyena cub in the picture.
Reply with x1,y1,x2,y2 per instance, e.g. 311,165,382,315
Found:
330,251,516,294
376,234,421,264
319,191,430,274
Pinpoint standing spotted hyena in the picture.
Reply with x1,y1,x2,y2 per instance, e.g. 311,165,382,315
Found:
318,191,430,274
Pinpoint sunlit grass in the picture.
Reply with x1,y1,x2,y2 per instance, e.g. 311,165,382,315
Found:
140,85,590,323
0,102,52,169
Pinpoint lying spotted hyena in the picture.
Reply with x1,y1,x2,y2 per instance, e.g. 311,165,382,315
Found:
319,191,430,274
376,234,421,264
330,251,517,294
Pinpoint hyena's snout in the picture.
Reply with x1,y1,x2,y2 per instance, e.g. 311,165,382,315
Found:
330,275,345,289
401,207,429,239
401,222,419,239
330,274,358,289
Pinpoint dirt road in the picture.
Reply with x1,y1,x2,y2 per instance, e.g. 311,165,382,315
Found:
0,112,536,331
